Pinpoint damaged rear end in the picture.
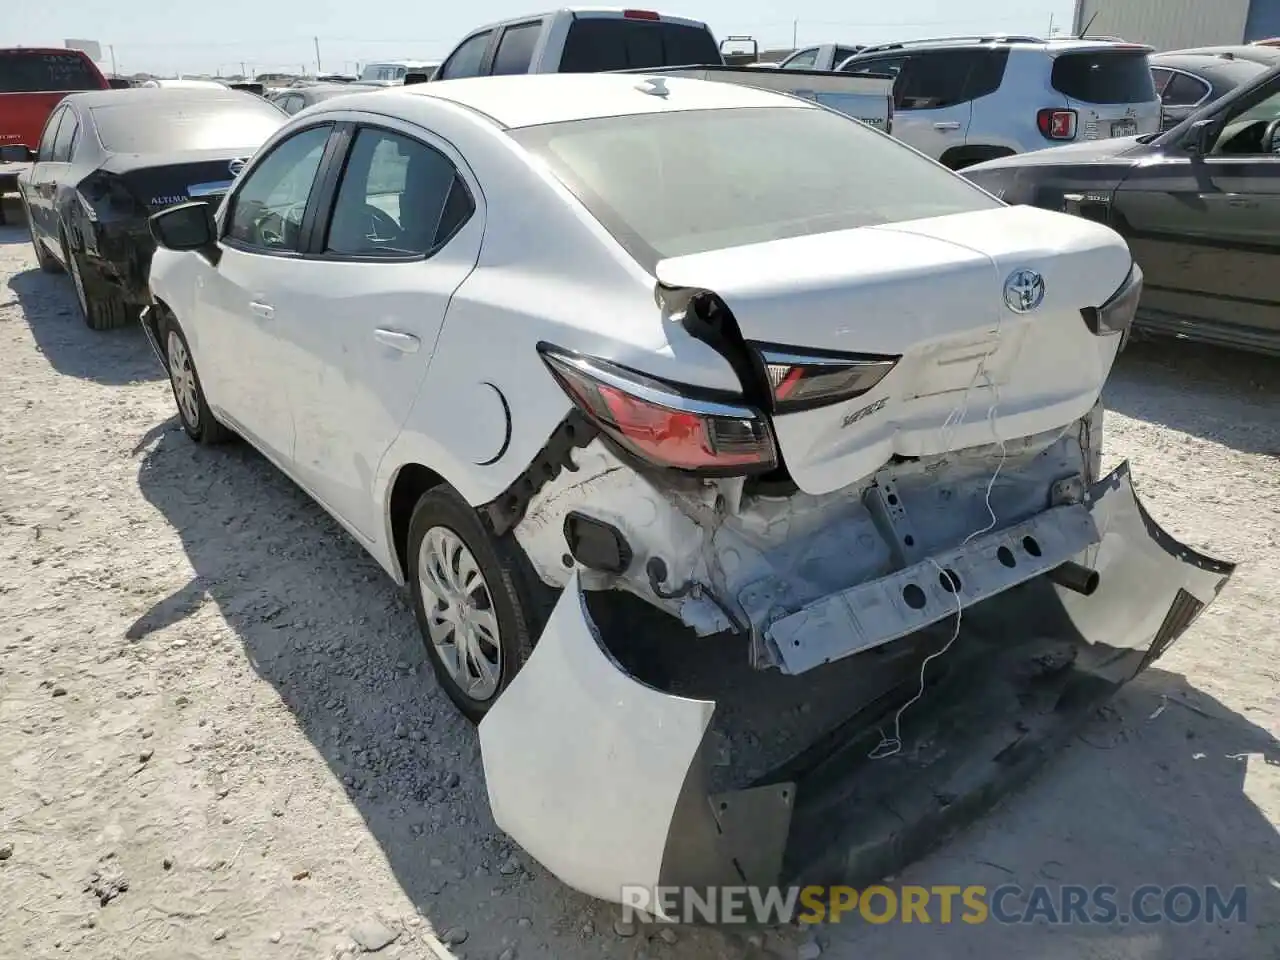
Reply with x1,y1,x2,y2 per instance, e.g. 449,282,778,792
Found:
477,203,1233,906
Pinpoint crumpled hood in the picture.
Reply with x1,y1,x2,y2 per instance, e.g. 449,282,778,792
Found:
967,136,1151,173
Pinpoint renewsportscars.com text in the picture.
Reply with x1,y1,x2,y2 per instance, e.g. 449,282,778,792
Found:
620,884,1249,926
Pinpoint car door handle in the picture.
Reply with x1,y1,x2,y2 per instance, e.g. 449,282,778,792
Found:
249,301,274,320
374,328,420,353
933,121,962,130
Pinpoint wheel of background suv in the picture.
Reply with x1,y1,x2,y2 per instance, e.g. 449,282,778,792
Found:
28,215,61,274
62,229,132,331
160,313,232,445
407,487,554,723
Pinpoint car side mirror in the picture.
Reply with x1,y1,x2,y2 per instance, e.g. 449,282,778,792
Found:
150,202,219,260
0,144,36,163
1185,118,1217,156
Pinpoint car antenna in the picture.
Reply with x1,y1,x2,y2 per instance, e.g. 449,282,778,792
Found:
1080,10,1099,37
636,77,669,98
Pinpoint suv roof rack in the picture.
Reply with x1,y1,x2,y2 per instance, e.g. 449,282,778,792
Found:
855,35,1045,54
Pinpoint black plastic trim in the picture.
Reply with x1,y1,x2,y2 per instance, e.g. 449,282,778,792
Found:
481,411,598,537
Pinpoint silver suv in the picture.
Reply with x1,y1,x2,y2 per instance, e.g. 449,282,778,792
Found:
837,36,1161,169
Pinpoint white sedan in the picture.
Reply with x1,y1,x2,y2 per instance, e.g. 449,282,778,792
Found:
144,73,1233,909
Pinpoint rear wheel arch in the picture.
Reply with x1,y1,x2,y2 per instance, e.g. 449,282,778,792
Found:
940,145,1017,170
388,463,447,581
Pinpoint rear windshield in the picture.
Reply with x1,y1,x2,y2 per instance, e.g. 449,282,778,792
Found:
510,106,1000,269
559,18,720,72
1051,50,1156,104
91,98,284,153
0,51,99,93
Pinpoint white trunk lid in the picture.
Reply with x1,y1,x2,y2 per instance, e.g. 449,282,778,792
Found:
656,205,1133,496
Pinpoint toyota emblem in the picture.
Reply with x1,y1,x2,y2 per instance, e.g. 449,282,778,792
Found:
1003,268,1046,313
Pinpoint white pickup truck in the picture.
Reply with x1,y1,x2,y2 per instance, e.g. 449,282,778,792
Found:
431,7,894,131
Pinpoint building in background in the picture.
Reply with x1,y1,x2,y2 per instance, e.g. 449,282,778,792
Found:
1073,0,1280,50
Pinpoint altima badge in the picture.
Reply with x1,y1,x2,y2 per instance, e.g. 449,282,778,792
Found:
1003,268,1045,313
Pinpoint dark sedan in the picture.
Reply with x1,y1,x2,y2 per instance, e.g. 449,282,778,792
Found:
963,64,1280,357
1150,52,1268,130
0,87,285,330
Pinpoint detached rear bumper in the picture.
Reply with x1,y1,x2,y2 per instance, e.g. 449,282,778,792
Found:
478,462,1233,911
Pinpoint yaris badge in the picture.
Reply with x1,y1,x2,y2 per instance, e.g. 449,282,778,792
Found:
1003,268,1045,313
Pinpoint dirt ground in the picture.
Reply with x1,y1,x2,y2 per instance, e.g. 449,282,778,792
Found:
1,195,1277,960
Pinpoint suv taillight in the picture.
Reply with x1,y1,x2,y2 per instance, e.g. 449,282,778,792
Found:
539,344,777,474
1037,108,1077,140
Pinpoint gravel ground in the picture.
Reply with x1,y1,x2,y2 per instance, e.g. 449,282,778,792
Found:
1,196,1277,960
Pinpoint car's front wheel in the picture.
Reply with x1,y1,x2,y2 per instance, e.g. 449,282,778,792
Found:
161,314,232,445
407,487,553,723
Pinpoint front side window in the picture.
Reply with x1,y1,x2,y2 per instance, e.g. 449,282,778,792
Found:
36,108,66,162
51,113,79,162
1210,83,1280,155
439,32,492,80
225,125,331,251
842,55,908,78
491,21,542,76
324,127,473,257
511,105,1000,270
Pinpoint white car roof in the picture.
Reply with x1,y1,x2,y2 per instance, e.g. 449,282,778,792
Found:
380,73,810,129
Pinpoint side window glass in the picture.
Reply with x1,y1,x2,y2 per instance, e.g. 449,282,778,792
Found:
37,109,66,162
226,125,332,251
51,114,78,162
782,48,818,70
843,56,906,77
1163,73,1209,107
439,31,492,80
1150,68,1173,96
491,22,542,76
896,51,977,109
325,127,473,257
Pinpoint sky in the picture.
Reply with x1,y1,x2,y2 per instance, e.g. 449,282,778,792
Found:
3,0,1078,77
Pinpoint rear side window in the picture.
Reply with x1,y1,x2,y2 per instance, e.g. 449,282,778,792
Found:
0,51,99,93
559,18,720,72
439,32,491,80
51,113,78,162
781,48,819,70
325,127,473,257
842,55,908,78
36,108,67,162
492,21,542,75
1162,71,1210,106
896,50,1000,109
1051,50,1157,104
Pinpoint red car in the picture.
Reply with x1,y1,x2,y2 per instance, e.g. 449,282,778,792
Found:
0,48,109,223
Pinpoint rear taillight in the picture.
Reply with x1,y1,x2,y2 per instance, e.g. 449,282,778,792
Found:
539,344,777,474
1037,108,1077,140
753,343,898,414
623,9,661,19
1082,263,1143,336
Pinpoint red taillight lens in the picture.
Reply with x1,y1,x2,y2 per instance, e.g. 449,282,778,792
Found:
539,345,777,474
622,8,661,18
1037,108,1077,140
755,344,898,414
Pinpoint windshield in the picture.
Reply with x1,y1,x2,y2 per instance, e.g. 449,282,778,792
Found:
91,98,284,153
510,106,1001,269
0,51,100,93
1051,50,1157,104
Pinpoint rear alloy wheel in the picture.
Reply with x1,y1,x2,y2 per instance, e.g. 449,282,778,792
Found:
407,487,553,723
64,238,133,331
28,216,61,273
163,316,231,445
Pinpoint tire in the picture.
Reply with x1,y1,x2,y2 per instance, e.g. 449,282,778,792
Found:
407,487,555,723
63,231,133,331
160,313,232,445
28,214,61,274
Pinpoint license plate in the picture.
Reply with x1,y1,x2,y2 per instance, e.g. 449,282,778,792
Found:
1111,119,1137,137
